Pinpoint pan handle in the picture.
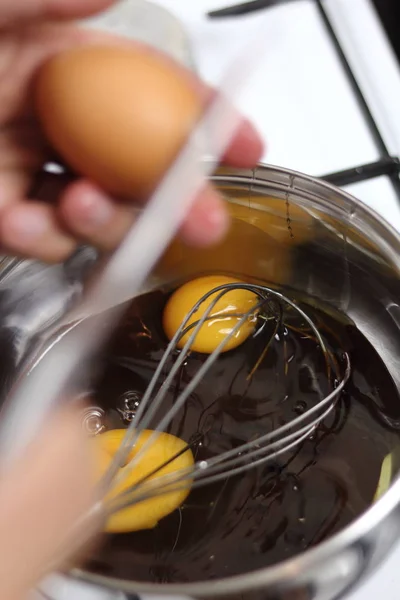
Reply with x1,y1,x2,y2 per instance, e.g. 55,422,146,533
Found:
34,576,126,600
34,575,196,600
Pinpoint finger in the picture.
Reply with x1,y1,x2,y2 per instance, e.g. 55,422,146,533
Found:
0,406,97,598
179,184,230,247
59,179,137,251
0,169,32,210
0,201,77,262
0,0,116,26
223,116,264,167
59,180,230,251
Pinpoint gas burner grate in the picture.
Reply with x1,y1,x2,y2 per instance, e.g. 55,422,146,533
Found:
207,0,400,197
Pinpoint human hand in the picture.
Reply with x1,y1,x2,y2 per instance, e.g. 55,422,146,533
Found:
0,406,97,600
0,0,264,263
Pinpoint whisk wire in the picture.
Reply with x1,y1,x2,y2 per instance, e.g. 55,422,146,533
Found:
98,285,233,489
99,282,351,521
103,282,271,487
107,293,269,492
105,353,350,516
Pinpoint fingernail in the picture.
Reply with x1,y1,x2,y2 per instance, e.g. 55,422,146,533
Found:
182,197,230,247
205,200,230,241
77,189,114,228
242,117,263,142
241,118,265,157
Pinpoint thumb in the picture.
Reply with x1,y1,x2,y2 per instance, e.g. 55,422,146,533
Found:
0,405,98,599
0,0,115,27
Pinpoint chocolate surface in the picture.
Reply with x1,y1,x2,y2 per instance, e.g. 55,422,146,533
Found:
84,287,400,584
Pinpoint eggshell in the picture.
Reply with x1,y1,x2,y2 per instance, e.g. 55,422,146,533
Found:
34,45,202,199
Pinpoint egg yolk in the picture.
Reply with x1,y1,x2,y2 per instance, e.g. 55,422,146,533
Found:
162,275,259,354
94,429,194,534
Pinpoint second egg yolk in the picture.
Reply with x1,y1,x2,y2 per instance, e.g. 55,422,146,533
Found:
162,275,259,354
93,429,194,534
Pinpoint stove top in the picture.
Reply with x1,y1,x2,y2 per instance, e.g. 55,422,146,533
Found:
205,0,400,190
372,0,400,61
158,0,400,227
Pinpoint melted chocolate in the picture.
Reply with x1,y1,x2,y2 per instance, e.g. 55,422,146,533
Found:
84,288,400,584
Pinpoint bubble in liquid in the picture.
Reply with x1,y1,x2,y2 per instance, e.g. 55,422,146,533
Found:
118,390,142,423
294,400,307,415
82,406,106,436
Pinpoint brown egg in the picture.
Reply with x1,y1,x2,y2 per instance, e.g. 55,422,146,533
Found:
34,45,202,199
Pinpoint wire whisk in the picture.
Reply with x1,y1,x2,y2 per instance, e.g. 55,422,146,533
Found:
97,282,351,520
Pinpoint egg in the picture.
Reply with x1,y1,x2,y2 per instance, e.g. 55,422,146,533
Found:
94,429,194,534
163,275,259,354
34,45,202,199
